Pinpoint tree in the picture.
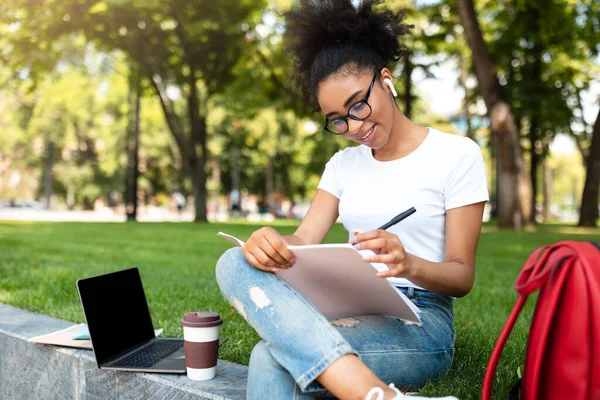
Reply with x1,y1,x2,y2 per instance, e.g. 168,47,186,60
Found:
0,38,150,210
27,67,105,209
210,2,344,203
488,0,599,223
3,0,268,221
413,0,482,139
456,0,532,229
413,0,493,207
579,106,600,227
98,0,267,221
124,67,141,221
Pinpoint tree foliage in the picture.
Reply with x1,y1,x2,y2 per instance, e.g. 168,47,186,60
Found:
0,0,597,227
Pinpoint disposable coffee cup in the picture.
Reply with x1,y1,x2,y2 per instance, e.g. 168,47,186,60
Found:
180,311,223,381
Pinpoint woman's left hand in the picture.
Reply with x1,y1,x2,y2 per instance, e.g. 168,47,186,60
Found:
349,230,415,279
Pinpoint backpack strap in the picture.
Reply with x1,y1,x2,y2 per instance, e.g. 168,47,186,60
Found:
515,241,599,294
481,295,528,400
514,244,557,295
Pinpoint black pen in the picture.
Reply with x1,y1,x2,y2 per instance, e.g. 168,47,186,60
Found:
376,207,416,230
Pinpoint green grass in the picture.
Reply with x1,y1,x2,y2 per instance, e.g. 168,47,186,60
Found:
0,221,598,398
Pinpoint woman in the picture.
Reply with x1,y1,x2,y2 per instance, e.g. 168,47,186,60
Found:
216,1,488,399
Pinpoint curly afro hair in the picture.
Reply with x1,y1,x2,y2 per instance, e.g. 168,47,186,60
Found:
284,0,413,107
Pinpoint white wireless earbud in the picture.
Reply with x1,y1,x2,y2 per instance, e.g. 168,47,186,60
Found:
383,78,398,97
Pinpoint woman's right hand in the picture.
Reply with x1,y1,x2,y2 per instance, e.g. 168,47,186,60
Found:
241,227,296,272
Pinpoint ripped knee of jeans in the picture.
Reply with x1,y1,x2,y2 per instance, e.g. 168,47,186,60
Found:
249,286,271,309
230,296,248,320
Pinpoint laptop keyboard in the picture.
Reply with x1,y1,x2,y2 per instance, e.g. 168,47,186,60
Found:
109,340,183,368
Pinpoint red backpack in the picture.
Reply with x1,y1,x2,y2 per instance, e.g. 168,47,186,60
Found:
482,241,600,400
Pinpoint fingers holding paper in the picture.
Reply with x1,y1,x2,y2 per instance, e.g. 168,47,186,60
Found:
350,230,415,279
242,227,295,273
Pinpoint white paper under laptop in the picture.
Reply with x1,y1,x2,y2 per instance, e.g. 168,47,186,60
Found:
217,232,421,323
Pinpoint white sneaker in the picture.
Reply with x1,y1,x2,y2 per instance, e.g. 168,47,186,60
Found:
365,383,459,400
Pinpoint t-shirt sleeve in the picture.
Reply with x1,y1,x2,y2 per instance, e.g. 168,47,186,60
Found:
444,139,490,210
317,151,343,199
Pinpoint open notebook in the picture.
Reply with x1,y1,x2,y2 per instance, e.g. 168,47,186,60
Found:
218,232,421,323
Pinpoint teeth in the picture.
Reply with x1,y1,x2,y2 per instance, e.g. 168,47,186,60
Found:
359,126,374,140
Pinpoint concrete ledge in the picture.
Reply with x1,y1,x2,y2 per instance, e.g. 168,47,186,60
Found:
0,304,248,399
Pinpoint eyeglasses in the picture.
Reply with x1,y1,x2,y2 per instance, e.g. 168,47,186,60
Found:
324,72,378,135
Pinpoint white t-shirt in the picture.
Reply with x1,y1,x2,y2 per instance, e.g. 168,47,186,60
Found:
317,128,489,289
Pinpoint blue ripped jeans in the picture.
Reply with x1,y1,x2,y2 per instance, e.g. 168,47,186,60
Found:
215,247,455,399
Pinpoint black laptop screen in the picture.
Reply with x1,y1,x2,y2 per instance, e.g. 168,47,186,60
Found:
77,268,155,365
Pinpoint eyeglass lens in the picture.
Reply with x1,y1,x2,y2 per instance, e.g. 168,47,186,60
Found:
326,101,372,134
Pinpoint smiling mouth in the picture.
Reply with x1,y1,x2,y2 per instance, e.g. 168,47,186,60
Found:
358,124,376,141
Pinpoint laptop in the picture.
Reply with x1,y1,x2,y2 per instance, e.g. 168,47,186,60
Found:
77,267,186,373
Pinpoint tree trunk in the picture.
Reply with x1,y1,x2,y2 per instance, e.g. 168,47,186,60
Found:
190,159,208,222
187,71,209,223
529,114,540,223
526,36,543,225
456,0,532,229
458,53,474,140
543,160,553,222
126,71,141,221
403,51,413,119
578,106,600,227
42,139,54,209
490,129,498,219
146,57,209,223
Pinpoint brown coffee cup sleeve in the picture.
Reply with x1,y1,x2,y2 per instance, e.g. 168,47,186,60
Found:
184,340,219,369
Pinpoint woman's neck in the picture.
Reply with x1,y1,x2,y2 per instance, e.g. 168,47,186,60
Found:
372,108,428,162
